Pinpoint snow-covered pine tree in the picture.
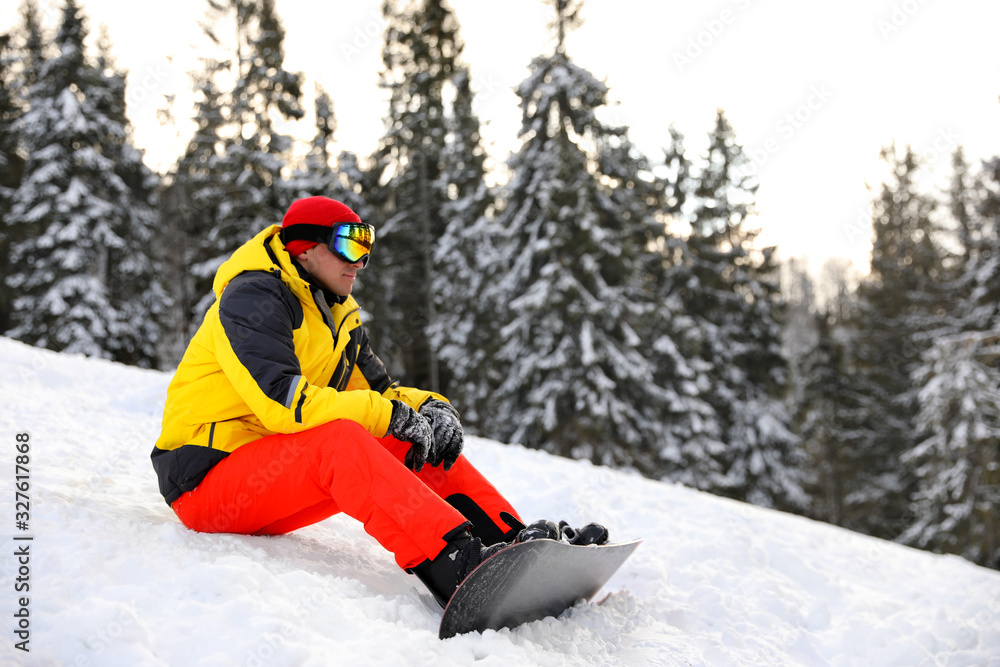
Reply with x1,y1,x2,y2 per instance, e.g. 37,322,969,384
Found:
158,59,230,362
795,309,851,525
91,28,166,367
594,125,717,478
899,151,1000,570
788,258,862,526
427,65,497,425
781,260,820,410
1,0,46,335
660,126,691,221
839,144,948,539
368,0,470,390
949,147,978,271
679,109,804,511
18,0,46,88
220,0,303,241
903,331,1000,569
732,248,806,511
641,125,728,486
0,28,25,333
186,0,304,317
480,0,668,471
6,0,163,366
283,86,339,203
964,156,1000,332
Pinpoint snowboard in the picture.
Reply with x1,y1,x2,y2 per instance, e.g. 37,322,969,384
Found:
439,538,641,639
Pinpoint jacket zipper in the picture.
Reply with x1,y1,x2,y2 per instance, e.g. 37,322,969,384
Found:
330,305,360,389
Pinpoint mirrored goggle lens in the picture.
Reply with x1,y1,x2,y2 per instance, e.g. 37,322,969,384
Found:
329,223,375,265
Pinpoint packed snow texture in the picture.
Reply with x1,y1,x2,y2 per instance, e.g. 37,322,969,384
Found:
0,337,998,666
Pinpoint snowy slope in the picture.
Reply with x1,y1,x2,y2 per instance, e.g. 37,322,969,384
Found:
0,337,998,667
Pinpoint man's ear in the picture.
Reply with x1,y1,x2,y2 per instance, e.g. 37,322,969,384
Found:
292,248,310,272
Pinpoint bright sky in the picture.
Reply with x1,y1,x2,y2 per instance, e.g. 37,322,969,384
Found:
6,0,1000,276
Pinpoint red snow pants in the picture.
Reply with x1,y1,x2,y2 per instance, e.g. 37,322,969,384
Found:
171,420,522,569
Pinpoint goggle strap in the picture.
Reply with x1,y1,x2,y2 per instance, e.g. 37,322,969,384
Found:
280,223,337,246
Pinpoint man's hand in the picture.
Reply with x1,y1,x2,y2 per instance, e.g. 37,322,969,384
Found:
419,400,464,470
387,400,433,471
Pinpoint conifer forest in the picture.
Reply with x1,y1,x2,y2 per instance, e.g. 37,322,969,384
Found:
1,0,997,570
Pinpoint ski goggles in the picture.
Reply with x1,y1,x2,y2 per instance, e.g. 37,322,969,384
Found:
329,222,376,266
281,221,376,266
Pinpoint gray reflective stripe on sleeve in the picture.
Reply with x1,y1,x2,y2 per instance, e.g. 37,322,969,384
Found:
284,375,302,409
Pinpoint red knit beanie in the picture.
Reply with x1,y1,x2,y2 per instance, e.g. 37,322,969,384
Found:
281,196,362,256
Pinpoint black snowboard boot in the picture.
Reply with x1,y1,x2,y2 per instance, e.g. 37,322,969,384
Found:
411,528,510,609
411,519,570,608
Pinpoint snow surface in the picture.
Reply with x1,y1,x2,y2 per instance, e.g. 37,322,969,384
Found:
1,336,999,666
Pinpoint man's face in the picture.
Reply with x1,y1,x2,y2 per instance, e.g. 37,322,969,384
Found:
296,243,364,296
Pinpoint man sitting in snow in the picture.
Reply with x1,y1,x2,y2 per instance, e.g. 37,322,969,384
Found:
151,196,607,607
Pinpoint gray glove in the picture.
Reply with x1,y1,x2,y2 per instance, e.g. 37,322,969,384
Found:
419,399,464,470
387,400,433,472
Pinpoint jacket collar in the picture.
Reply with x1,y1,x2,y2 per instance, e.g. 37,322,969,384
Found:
212,225,354,309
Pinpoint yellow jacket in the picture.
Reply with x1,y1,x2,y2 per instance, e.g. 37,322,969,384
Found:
151,225,445,504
